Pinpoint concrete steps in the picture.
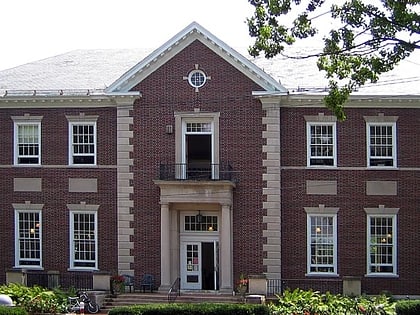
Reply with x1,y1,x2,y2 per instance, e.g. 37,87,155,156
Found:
100,292,240,313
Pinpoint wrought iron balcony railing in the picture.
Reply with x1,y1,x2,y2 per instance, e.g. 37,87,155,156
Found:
159,163,234,181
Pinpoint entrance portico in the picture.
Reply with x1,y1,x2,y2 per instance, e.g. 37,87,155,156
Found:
154,180,235,293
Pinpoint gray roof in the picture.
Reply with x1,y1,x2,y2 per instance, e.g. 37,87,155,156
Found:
1,46,420,96
0,49,151,91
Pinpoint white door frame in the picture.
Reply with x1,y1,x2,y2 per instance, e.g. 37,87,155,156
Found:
180,235,219,290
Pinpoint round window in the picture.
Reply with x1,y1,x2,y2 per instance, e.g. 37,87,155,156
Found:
188,70,206,88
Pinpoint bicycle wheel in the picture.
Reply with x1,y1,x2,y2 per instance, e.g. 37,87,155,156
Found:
87,302,99,313
67,304,76,313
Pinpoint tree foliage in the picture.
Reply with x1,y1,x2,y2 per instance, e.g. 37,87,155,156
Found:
247,0,420,120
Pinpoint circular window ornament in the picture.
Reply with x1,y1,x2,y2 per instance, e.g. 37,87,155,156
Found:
188,70,207,88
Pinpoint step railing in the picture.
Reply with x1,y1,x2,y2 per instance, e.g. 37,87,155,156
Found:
167,277,181,303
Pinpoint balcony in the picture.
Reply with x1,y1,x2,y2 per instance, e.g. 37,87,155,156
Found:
159,163,235,181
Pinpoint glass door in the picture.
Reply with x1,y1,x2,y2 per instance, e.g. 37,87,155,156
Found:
181,242,201,290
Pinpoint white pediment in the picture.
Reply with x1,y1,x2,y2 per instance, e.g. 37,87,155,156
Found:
106,22,287,94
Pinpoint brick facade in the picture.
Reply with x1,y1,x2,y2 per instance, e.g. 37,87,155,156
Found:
279,105,420,294
1,22,419,296
0,106,118,284
130,40,266,286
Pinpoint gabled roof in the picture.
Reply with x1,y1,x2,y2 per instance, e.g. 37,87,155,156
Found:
1,22,419,98
105,21,288,94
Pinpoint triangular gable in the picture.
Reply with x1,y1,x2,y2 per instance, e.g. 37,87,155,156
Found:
106,21,288,94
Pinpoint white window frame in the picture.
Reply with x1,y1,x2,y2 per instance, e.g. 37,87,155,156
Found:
365,207,398,277
69,210,98,270
306,122,337,167
182,212,219,233
305,206,338,276
13,121,41,166
366,122,397,168
14,209,42,268
174,112,220,180
68,121,97,166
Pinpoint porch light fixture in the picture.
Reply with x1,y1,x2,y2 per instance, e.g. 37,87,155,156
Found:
196,211,203,223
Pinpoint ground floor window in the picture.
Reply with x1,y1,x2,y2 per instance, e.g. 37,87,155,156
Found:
15,210,42,267
367,215,397,275
305,206,338,275
70,211,97,269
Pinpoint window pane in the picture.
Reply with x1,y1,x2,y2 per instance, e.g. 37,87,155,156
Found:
309,124,335,166
17,211,41,266
71,123,96,165
17,124,40,164
368,216,395,274
309,215,335,273
185,215,218,231
369,124,394,167
186,122,211,133
72,212,97,268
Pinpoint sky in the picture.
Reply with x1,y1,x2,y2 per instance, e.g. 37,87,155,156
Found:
0,0,256,71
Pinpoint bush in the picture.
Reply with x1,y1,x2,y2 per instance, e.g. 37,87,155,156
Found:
396,300,420,315
270,288,396,315
0,283,68,314
108,303,270,315
0,306,27,315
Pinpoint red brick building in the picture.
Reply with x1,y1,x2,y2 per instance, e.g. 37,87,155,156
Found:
0,22,419,296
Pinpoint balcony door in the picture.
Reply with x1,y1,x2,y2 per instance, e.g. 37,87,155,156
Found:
182,121,214,179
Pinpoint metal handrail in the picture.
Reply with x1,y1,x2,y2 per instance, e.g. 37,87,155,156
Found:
167,277,181,303
159,163,234,181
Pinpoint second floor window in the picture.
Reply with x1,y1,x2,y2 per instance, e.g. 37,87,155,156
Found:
69,122,96,165
307,123,336,167
367,123,396,167
15,123,41,165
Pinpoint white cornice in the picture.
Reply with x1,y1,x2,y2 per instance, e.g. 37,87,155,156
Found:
256,93,420,108
0,93,140,108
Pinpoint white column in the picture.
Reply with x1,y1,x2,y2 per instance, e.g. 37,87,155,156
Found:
159,202,171,290
220,204,233,292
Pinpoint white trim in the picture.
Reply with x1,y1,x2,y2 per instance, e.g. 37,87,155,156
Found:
306,121,337,168
305,205,339,276
365,213,398,277
14,209,43,269
68,121,97,166
366,122,397,168
13,121,42,166
306,213,338,276
69,210,98,270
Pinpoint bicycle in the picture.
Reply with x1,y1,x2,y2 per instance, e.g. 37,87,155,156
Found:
67,291,100,314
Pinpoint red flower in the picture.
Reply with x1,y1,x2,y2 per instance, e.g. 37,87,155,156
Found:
111,275,125,283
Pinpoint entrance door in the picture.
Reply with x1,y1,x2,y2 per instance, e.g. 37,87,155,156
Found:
181,241,219,290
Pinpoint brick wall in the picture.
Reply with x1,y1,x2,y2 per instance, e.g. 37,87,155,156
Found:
280,106,420,294
0,107,118,280
130,40,266,284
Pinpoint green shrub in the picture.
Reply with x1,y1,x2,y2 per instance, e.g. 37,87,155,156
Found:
0,306,27,315
108,303,269,315
0,283,68,314
270,288,396,315
396,300,420,315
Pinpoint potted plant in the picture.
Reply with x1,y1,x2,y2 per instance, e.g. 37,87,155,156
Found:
111,275,125,294
235,274,248,301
